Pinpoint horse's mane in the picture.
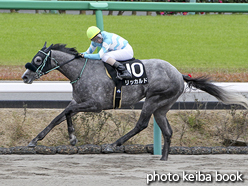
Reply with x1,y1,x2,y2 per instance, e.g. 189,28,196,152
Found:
51,44,79,56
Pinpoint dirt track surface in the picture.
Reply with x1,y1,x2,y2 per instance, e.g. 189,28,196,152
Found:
0,154,247,186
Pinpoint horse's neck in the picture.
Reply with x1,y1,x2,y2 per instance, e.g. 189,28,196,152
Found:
51,50,86,82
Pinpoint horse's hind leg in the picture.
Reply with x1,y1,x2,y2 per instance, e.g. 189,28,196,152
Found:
103,100,154,153
153,107,172,161
115,112,152,146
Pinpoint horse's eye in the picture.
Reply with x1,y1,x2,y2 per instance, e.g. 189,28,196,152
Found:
34,56,42,65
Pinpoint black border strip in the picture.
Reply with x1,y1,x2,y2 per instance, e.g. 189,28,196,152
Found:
0,100,245,110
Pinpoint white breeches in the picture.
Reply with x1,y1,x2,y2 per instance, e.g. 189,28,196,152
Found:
101,43,134,62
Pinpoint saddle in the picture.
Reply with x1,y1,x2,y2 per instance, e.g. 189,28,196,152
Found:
104,58,148,109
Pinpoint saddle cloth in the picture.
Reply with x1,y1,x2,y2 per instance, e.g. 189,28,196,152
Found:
104,58,148,109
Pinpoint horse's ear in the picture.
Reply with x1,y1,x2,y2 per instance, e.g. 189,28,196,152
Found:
42,42,47,49
44,44,53,52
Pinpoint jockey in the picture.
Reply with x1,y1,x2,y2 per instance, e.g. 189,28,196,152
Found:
81,26,132,80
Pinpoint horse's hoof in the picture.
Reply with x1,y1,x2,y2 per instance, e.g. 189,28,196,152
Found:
160,157,168,161
70,138,78,146
102,145,115,153
28,141,37,148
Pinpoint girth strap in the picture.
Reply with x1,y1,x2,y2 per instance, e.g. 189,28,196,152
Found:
113,83,122,109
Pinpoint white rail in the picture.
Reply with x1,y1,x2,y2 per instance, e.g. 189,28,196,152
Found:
1,81,248,93
0,81,72,93
0,81,248,102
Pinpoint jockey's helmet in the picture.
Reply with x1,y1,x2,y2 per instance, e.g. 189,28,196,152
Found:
87,26,101,40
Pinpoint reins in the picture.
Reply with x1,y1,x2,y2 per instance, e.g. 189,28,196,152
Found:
37,50,87,84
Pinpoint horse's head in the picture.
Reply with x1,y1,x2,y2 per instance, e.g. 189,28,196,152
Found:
22,42,53,84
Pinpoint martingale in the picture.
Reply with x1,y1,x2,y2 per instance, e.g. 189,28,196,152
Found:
104,58,148,108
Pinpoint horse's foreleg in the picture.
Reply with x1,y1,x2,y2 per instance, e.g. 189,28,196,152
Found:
29,99,102,147
28,110,68,147
64,100,103,146
28,100,78,147
66,112,78,146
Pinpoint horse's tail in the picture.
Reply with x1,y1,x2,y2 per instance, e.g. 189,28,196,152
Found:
182,75,248,109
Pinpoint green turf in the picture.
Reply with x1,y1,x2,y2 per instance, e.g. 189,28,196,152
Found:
0,13,247,71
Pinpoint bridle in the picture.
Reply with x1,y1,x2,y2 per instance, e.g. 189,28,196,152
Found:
26,49,87,84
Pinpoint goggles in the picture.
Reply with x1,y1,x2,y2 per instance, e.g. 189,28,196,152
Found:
91,34,103,43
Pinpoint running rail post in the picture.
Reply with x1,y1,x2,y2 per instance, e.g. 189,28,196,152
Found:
189,0,196,15
153,118,162,155
95,9,104,52
90,2,107,51
90,2,107,31
95,10,104,31
50,0,57,14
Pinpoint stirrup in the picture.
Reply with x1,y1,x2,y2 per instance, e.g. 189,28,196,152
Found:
118,72,132,80
116,72,123,80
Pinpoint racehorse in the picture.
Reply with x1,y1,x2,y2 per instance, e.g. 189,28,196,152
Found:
22,42,248,161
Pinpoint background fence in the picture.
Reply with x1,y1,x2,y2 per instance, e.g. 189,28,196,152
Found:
1,1,248,12
59,0,248,3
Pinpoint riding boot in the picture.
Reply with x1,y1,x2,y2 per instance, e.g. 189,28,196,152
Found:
113,61,132,80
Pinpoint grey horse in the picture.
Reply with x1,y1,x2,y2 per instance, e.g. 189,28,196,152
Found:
22,43,248,161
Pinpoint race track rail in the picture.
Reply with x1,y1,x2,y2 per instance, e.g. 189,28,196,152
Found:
1,81,248,109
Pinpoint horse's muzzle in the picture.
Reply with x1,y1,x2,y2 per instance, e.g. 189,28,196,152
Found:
22,69,37,84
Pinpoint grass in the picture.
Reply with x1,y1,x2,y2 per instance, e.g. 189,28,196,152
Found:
0,13,95,65
0,13,247,80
